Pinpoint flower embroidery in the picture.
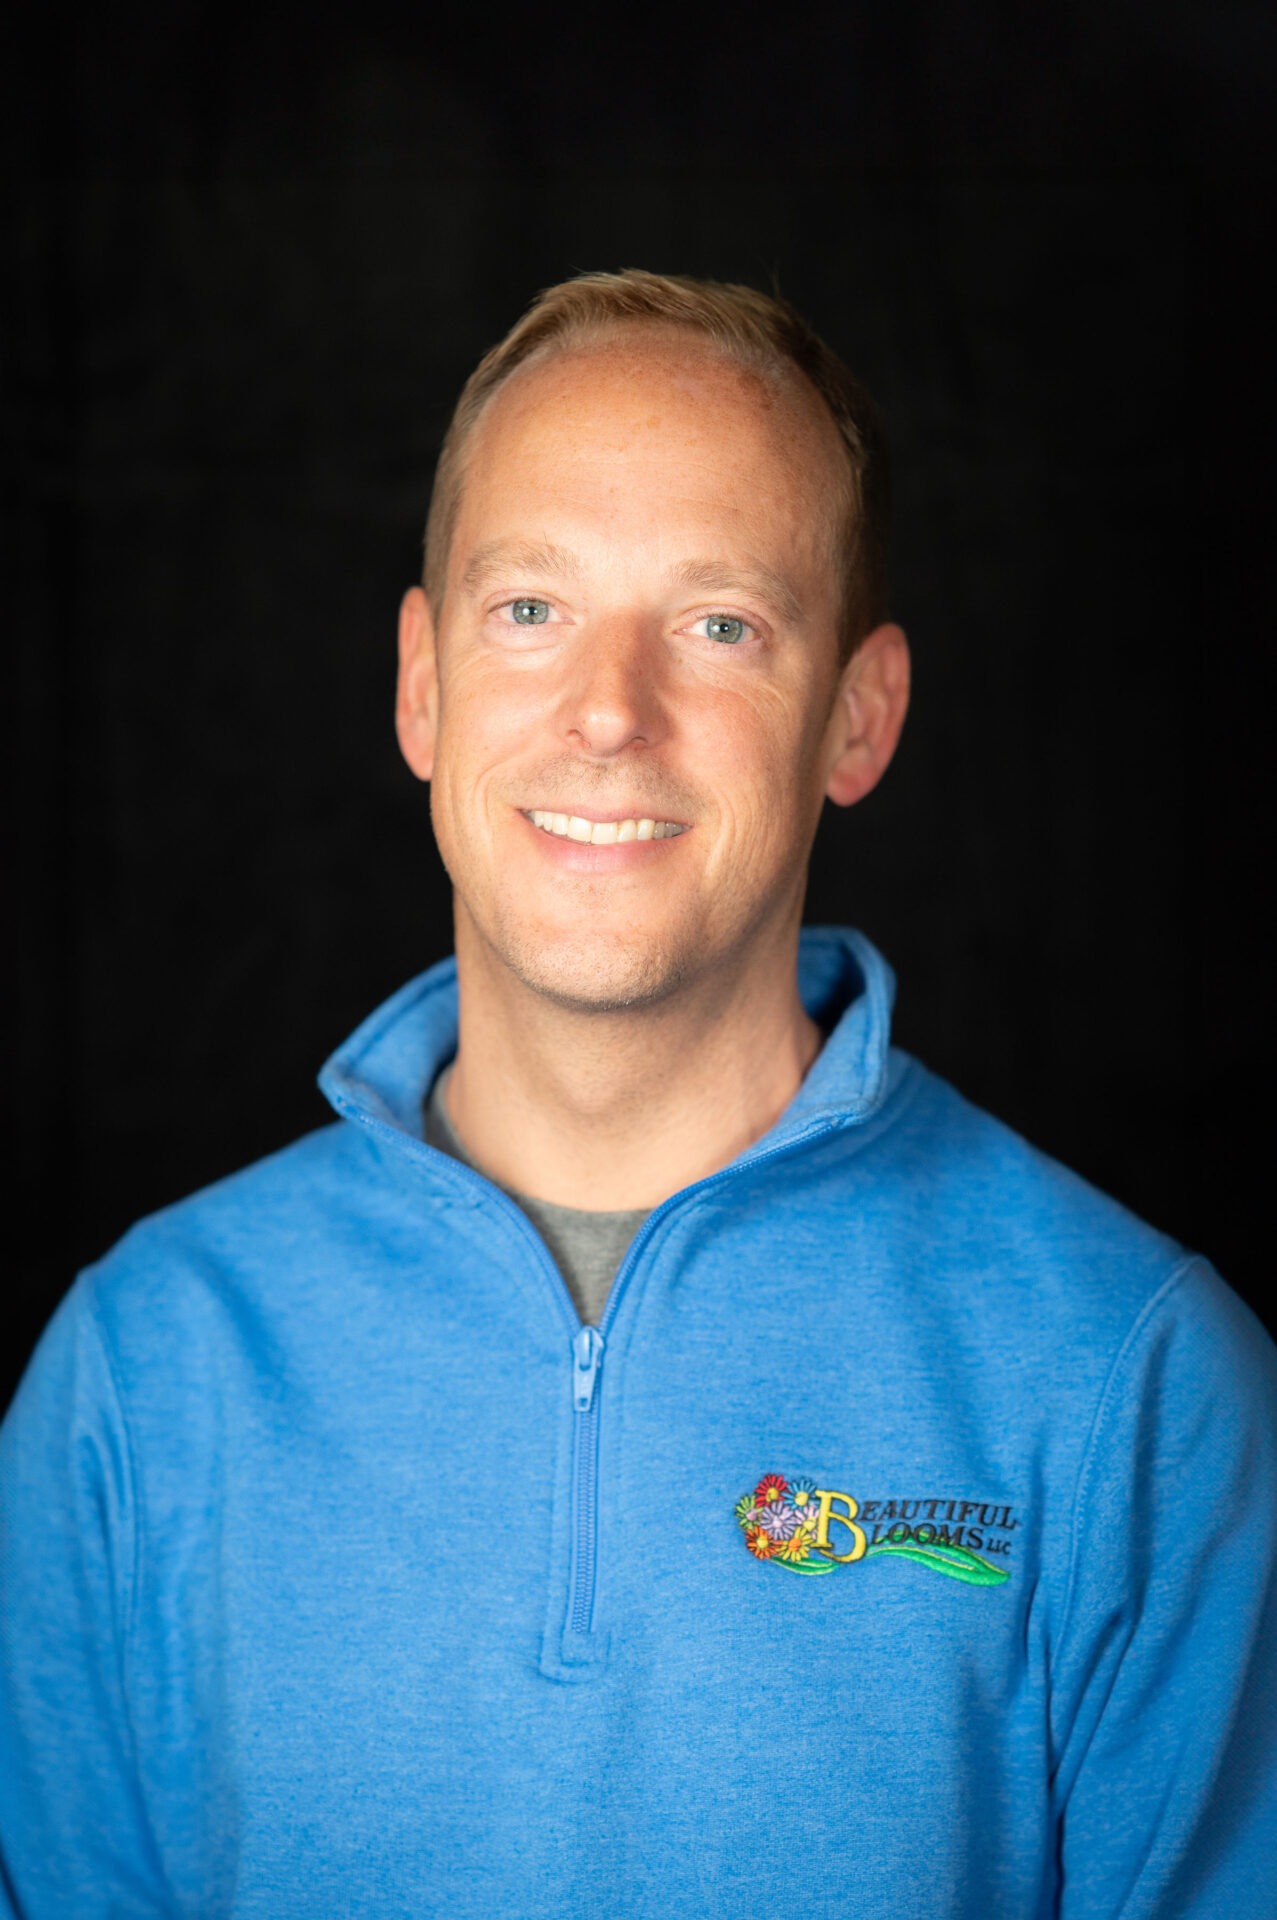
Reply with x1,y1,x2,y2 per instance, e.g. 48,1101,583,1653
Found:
738,1475,828,1574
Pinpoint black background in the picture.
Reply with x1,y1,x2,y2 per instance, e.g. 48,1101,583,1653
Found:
8,4,1275,1412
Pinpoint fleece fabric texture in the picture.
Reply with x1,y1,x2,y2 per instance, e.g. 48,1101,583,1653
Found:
2,928,1275,1920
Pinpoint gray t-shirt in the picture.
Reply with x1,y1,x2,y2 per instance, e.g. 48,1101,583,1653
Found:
424,1067,650,1328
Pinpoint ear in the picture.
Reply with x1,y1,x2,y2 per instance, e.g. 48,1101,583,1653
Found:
395,587,439,782
823,622,911,808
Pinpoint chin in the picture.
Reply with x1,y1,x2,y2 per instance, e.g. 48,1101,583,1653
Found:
491,917,692,1014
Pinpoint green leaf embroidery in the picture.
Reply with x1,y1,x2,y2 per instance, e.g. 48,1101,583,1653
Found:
864,1540,1008,1586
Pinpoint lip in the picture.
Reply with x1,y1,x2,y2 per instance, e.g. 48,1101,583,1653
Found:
518,808,691,870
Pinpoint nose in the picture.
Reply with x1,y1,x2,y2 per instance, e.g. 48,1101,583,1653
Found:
560,618,666,758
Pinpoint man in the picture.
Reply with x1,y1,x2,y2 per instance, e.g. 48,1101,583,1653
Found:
2,271,1274,1917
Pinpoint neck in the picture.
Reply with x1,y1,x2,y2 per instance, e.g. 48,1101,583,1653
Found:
445,915,823,1210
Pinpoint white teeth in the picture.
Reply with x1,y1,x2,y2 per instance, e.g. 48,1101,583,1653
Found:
526,810,685,845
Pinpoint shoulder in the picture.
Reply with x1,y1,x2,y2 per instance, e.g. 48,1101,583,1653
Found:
93,1118,360,1274
850,1054,1273,1386
67,1120,394,1402
887,1055,1174,1244
885,1054,1183,1261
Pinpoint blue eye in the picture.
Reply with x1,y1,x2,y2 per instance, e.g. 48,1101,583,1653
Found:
510,598,551,625
703,615,747,644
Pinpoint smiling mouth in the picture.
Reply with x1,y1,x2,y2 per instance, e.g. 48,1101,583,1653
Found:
524,809,689,845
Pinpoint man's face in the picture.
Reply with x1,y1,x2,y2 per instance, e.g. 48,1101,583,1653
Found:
403,330,866,1013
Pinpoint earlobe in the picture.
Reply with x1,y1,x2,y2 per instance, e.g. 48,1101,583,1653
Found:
395,586,439,783
824,622,911,809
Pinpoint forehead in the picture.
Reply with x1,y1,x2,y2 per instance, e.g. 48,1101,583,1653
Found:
452,328,847,574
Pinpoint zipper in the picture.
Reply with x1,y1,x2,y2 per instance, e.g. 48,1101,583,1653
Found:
567,1327,606,1636
557,1113,855,1648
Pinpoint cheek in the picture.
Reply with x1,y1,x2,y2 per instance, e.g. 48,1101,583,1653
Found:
693,679,829,827
434,664,536,802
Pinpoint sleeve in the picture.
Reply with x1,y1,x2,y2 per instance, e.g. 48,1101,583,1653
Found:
1049,1258,1277,1919
0,1275,170,1918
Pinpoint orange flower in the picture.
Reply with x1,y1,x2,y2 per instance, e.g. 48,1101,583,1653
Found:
745,1525,775,1559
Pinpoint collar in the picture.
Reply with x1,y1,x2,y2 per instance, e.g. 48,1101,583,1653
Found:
317,925,897,1164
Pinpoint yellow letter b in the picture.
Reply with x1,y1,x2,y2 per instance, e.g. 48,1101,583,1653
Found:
813,1489,867,1562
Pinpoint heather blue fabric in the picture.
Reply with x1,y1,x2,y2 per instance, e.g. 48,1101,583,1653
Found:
3,927,1275,1918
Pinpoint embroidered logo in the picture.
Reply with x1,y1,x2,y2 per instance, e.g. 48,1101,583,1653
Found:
735,1473,1012,1586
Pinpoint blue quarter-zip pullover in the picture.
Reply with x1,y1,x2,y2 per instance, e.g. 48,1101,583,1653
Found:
2,928,1275,1917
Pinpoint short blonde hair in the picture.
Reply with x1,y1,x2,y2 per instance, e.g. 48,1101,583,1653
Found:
423,269,890,663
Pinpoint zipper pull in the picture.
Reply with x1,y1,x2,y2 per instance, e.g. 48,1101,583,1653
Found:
572,1325,606,1412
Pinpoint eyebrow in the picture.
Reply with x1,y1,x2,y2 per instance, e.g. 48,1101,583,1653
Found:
460,540,582,596
458,540,806,626
669,559,805,627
